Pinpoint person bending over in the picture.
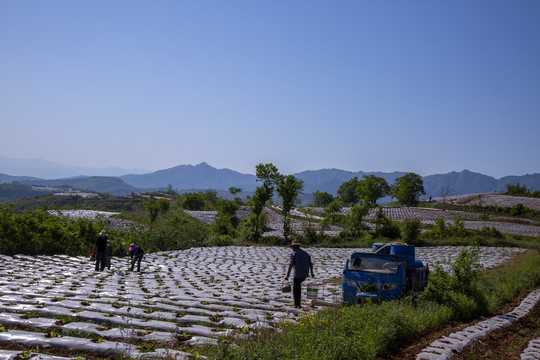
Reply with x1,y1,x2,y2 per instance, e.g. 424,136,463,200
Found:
128,243,144,272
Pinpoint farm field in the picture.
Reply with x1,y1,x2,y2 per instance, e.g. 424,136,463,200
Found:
0,245,527,359
47,193,540,238
433,193,540,211
186,204,540,237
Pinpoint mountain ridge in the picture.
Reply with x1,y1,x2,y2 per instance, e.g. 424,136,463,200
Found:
1,160,539,200
120,163,540,196
0,156,149,179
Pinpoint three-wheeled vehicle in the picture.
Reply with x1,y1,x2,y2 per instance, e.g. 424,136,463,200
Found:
342,243,429,305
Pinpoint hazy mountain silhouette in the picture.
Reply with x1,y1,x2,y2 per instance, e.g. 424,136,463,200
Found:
0,156,148,179
1,159,539,200
120,162,257,190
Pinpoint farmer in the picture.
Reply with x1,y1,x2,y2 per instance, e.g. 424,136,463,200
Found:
128,243,144,272
104,240,113,270
284,240,314,308
93,230,108,271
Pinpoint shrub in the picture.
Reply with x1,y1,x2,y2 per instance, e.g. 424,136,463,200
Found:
0,204,110,256
401,218,421,244
478,226,503,238
430,217,447,239
205,235,234,247
373,207,400,239
510,203,525,217
297,225,318,245
422,244,488,319
449,218,467,237
505,183,530,196
180,193,205,210
241,213,267,242
211,200,240,237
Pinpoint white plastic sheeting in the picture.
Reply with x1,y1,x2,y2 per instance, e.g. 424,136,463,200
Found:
0,246,526,358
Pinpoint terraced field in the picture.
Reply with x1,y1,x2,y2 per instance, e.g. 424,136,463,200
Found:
50,193,540,238
0,246,526,359
433,193,540,211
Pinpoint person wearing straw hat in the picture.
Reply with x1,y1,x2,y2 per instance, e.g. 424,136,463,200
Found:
93,230,109,272
284,240,314,308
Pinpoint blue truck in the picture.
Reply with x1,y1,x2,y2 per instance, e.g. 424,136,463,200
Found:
342,243,429,305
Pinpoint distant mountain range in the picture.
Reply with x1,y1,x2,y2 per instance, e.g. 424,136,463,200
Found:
1,159,539,204
0,156,149,179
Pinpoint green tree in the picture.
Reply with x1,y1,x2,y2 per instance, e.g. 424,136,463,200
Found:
401,218,421,244
228,186,242,200
311,191,334,207
337,177,360,206
249,185,270,240
181,193,205,210
255,163,282,192
391,172,425,206
157,198,170,213
505,183,530,196
276,175,304,240
212,199,240,236
144,196,161,224
166,184,176,195
348,203,370,237
431,217,447,238
202,190,219,208
248,163,283,239
356,175,390,205
373,206,400,239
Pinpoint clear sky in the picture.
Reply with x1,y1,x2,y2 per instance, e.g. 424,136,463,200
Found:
1,1,539,178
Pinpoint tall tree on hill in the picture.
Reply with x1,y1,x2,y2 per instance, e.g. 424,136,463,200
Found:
356,175,390,205
505,183,530,196
276,174,304,241
228,186,242,200
256,163,282,192
440,185,452,204
249,163,283,240
391,172,425,206
144,196,170,223
249,186,269,239
311,190,334,207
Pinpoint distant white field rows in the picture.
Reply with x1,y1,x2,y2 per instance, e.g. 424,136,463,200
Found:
432,193,540,211
186,206,540,237
47,200,540,238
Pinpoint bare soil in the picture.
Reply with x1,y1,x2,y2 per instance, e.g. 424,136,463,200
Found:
455,301,540,360
377,290,540,360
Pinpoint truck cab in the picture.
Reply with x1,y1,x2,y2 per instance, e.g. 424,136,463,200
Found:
342,243,429,305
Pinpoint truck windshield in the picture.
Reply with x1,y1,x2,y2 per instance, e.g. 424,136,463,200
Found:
348,257,401,275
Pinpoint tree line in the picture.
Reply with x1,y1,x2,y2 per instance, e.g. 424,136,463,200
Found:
2,162,537,256
312,172,425,208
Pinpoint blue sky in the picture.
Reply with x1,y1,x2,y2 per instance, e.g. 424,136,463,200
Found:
1,1,539,178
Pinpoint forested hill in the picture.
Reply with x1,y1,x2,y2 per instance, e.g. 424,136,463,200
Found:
119,162,257,191
1,163,539,199
119,163,540,197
